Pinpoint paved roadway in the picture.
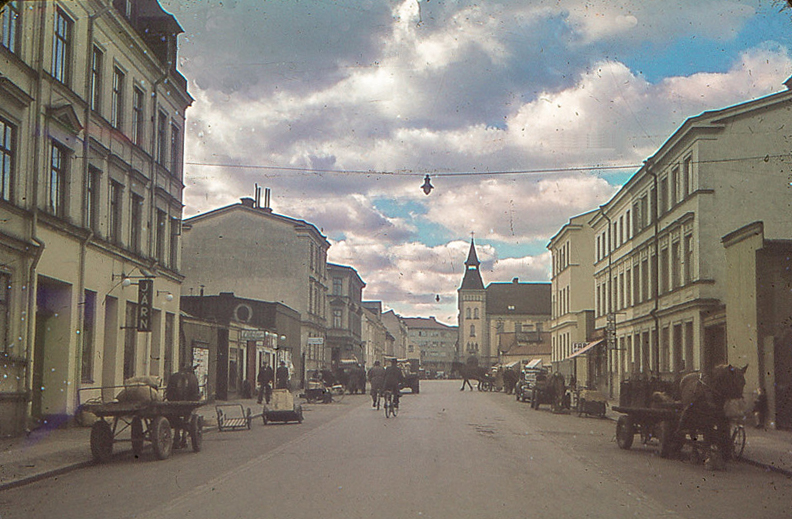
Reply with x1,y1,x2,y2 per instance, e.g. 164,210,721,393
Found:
1,380,790,519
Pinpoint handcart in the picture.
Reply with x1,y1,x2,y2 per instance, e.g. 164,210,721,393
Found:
576,389,608,418
215,404,253,431
262,389,303,424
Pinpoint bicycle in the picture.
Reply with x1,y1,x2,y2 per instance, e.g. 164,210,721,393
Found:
383,390,398,418
730,422,746,460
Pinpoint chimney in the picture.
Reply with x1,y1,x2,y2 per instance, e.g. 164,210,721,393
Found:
512,277,519,284
240,197,255,208
263,188,272,213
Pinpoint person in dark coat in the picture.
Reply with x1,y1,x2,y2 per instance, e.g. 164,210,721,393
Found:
275,361,290,389
368,360,386,407
257,362,274,404
383,358,404,407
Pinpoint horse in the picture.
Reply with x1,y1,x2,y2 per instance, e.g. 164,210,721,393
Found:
676,364,747,468
532,371,566,413
166,367,201,448
451,361,489,391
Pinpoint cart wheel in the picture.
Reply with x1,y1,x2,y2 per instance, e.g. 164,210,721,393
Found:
90,420,114,463
616,415,634,450
190,414,203,453
131,417,144,457
151,416,173,460
658,420,679,458
731,425,746,460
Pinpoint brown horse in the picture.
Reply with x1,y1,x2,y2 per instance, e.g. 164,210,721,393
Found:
451,361,488,391
676,364,747,467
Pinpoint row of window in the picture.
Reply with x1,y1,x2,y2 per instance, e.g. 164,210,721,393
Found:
553,240,571,276
610,323,695,375
1,5,181,176
596,157,695,263
595,234,694,317
464,307,480,319
49,136,179,266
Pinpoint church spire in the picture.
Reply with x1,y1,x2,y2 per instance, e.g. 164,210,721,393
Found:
460,238,485,290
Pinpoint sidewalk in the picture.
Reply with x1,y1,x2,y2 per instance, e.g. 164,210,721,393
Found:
0,396,260,491
1,395,791,492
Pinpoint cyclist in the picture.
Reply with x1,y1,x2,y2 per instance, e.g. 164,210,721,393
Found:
368,360,386,408
383,358,404,408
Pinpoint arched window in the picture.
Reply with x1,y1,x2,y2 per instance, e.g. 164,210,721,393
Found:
470,324,476,337
466,308,471,319
473,308,479,319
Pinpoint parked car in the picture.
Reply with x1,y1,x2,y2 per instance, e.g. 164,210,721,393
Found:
515,367,548,402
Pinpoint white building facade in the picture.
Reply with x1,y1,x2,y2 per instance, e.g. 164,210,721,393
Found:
0,0,191,433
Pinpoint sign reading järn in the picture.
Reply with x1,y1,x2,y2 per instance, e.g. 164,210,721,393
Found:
137,279,153,332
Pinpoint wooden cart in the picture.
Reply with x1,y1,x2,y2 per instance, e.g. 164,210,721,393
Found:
80,400,205,463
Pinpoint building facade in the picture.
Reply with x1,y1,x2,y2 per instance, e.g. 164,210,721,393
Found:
0,0,190,434
548,79,792,416
381,309,408,359
180,293,300,400
547,210,597,386
326,263,365,369
402,316,457,376
180,194,330,382
361,301,390,367
457,239,552,367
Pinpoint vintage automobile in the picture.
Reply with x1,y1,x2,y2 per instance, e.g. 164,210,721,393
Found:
515,365,548,403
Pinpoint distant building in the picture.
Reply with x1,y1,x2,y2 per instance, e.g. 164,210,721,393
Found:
180,193,330,381
457,239,552,367
180,293,300,400
361,301,390,366
0,0,190,434
381,309,408,359
327,263,365,368
547,210,597,385
402,317,458,375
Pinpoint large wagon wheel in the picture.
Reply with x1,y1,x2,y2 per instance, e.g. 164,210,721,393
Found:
616,415,634,450
90,420,114,463
189,414,203,452
131,417,144,457
151,416,173,460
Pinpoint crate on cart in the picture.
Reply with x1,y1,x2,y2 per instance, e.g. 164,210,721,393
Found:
262,389,303,424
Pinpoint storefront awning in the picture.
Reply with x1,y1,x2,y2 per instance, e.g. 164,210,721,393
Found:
564,339,604,360
504,360,521,369
524,358,543,369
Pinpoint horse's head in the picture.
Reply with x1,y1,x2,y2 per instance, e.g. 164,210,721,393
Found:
713,364,747,401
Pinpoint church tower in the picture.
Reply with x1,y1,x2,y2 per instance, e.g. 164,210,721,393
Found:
457,238,487,363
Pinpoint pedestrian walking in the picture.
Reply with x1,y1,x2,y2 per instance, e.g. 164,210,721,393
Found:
257,361,274,404
275,361,290,389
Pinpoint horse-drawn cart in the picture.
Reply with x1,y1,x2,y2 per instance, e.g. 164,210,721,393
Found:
80,400,205,462
262,389,303,425
613,366,747,467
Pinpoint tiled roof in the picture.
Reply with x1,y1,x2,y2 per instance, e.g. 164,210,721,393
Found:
485,282,551,315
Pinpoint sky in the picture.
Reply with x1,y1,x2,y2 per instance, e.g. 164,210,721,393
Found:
161,0,792,325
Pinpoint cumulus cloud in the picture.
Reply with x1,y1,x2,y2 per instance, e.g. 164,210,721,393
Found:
170,0,791,319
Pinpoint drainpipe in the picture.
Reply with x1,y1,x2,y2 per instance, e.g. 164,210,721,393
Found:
600,207,613,397
73,4,109,405
24,0,50,419
644,160,661,375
